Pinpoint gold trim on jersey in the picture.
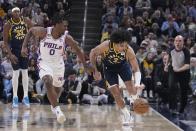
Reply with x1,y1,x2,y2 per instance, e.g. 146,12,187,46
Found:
10,18,22,25
8,17,27,40
104,42,128,57
103,42,128,64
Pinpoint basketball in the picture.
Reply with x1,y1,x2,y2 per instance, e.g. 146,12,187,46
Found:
133,98,149,114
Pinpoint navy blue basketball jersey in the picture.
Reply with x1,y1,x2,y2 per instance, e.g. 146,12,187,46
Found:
8,17,27,50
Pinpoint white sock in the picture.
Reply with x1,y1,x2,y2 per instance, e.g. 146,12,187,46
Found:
121,107,129,114
21,69,28,98
54,106,62,114
12,70,20,97
131,95,138,101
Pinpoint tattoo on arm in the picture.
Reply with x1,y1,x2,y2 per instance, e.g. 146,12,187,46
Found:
23,28,40,48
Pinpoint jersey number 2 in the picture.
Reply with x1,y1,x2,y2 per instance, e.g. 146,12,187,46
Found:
49,49,55,55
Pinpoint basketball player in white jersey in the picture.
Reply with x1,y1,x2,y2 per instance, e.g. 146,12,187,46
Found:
21,14,87,124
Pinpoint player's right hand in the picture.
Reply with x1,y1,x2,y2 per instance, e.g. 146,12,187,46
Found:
9,54,18,64
93,70,102,81
21,47,28,57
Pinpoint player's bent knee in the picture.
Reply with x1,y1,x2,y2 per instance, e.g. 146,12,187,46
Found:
42,75,53,87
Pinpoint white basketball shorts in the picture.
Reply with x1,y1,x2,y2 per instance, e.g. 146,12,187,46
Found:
38,62,65,87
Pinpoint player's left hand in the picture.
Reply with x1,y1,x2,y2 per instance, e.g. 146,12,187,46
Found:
21,47,28,57
135,84,145,96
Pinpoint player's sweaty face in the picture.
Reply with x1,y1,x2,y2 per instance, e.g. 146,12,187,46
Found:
12,10,20,19
58,21,68,35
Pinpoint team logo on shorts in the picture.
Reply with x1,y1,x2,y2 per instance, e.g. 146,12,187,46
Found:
58,77,64,81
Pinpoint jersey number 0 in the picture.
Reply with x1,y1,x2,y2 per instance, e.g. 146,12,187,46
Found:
50,49,55,55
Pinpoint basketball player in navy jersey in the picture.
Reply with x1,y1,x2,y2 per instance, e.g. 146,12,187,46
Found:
90,29,143,125
21,14,87,124
3,7,33,108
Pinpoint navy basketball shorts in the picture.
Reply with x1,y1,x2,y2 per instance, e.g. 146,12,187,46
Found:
104,63,132,86
11,49,28,70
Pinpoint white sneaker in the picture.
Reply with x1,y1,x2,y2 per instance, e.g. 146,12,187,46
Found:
121,108,134,126
54,106,66,124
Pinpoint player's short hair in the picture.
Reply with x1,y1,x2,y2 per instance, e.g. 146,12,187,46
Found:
51,13,68,25
110,29,131,44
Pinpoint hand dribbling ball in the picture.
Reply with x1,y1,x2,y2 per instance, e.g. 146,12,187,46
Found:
133,98,149,114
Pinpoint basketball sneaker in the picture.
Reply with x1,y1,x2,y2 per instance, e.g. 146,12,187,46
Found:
22,96,30,108
54,106,66,124
121,107,134,126
12,96,19,108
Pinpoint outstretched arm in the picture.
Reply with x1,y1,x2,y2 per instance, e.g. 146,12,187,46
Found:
90,41,108,80
65,35,86,66
90,41,108,72
126,46,141,87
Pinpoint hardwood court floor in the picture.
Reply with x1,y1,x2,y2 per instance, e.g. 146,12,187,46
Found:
0,104,183,131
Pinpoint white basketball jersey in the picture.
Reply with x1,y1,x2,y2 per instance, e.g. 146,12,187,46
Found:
38,27,67,65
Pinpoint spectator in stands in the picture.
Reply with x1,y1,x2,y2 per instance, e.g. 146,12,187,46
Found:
102,10,120,27
184,37,194,49
188,0,196,21
136,41,148,63
180,16,196,39
119,16,133,30
35,79,46,101
28,58,39,83
134,16,146,46
62,69,82,104
141,52,156,99
154,53,169,105
32,7,48,26
142,11,152,28
151,9,165,27
135,0,151,11
103,0,118,14
161,14,180,40
21,3,33,18
102,26,114,42
190,44,196,57
190,57,196,97
150,23,161,38
102,15,118,33
73,56,88,82
117,0,133,21
56,1,63,10
0,56,13,103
